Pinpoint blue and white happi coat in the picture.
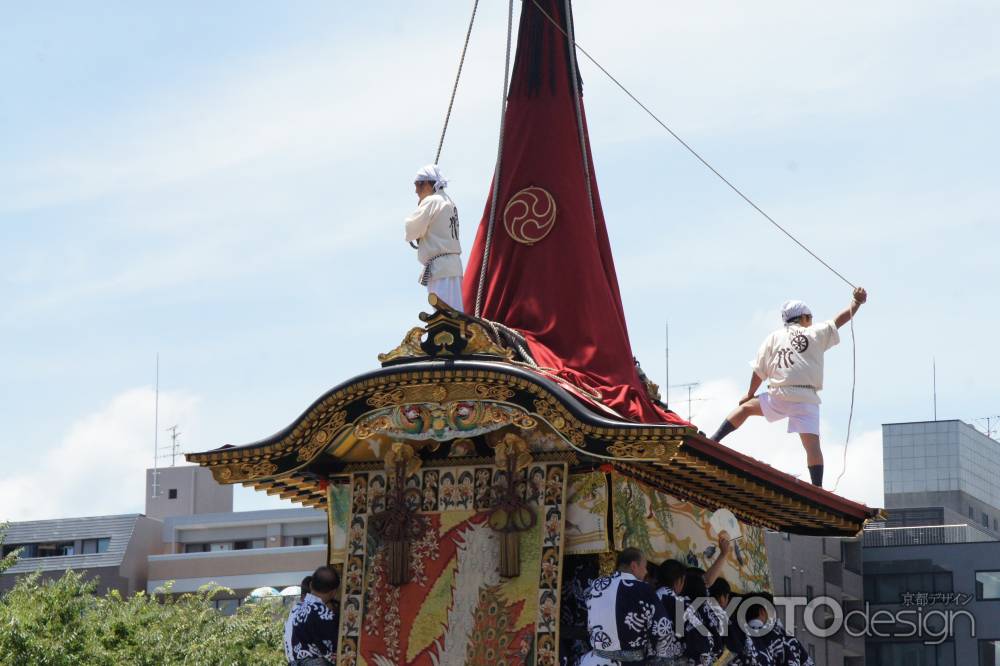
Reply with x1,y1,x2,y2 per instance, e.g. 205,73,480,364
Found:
286,593,338,664
580,571,673,665
654,587,715,665
730,619,813,666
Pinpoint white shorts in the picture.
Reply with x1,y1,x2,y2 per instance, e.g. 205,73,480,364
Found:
758,393,820,435
427,276,464,313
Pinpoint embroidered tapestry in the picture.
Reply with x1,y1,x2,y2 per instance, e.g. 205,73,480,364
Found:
564,472,609,555
338,462,568,666
326,481,350,564
610,474,771,592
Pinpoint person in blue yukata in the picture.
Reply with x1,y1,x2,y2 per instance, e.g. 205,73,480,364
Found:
580,547,675,666
286,566,340,666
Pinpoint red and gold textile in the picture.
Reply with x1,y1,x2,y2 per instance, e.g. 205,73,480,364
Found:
337,462,568,666
461,0,688,426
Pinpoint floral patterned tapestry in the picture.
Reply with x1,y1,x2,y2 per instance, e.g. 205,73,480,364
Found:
564,472,609,555
338,462,568,666
326,481,351,564
611,474,771,593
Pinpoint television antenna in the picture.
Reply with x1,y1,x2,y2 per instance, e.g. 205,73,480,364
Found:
973,416,1000,441
157,425,183,467
669,381,702,421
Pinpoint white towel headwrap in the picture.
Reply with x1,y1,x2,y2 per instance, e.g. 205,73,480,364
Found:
781,300,812,323
414,164,448,192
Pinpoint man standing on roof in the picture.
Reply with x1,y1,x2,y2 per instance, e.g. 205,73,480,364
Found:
710,287,867,488
404,164,464,312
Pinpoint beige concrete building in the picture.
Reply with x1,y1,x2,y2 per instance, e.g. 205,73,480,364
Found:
2,465,327,611
1,514,162,596
148,506,327,611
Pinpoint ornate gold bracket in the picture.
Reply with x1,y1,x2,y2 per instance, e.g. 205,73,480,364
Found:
378,294,515,365
369,443,426,586
486,433,537,578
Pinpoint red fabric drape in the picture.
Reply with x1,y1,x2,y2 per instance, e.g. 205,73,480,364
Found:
462,0,688,426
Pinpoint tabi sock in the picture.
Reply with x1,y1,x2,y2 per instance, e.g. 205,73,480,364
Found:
711,420,736,442
808,465,824,487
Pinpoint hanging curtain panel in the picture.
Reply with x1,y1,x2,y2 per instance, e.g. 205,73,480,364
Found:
337,462,568,666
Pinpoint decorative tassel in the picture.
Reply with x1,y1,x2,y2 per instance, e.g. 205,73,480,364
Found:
499,532,521,578
387,540,411,586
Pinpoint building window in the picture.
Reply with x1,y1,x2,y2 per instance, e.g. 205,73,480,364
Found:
209,543,233,552
293,536,327,547
81,538,110,554
184,543,209,553
783,576,792,596
984,513,990,529
806,585,814,601
863,571,953,604
168,489,178,499
233,540,266,550
970,506,976,519
868,641,954,665
981,640,1000,666
34,542,75,557
975,571,1000,600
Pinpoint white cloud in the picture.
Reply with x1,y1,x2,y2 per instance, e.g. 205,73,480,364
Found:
0,386,301,521
0,387,199,521
686,378,884,508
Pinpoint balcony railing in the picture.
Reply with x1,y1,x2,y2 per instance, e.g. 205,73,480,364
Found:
862,523,995,547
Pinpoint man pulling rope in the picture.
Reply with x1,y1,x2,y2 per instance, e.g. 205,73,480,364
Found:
404,164,465,312
710,287,868,487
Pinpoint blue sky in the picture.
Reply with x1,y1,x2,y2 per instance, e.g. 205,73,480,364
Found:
3,1,998,519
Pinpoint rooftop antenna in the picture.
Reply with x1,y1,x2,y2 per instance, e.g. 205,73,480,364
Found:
933,357,937,421
151,353,161,499
664,320,669,405
974,416,1000,440
164,425,182,466
669,381,701,421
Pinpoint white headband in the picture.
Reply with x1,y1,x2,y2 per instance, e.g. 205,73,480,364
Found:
414,164,448,192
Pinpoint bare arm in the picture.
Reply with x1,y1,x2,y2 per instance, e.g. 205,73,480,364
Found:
739,372,763,405
834,287,867,329
704,532,733,587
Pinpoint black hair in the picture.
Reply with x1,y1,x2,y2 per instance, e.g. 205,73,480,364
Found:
310,566,341,593
744,591,774,620
682,570,708,600
653,559,688,589
616,547,645,570
299,575,313,599
709,577,731,600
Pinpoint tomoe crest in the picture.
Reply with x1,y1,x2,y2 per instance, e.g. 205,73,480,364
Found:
503,186,557,245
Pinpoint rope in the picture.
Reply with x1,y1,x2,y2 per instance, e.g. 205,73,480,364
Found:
563,0,595,229
435,0,481,165
530,0,862,493
474,0,514,317
528,0,855,290
832,311,857,493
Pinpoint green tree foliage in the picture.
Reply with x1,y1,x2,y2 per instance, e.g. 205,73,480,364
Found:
0,526,287,665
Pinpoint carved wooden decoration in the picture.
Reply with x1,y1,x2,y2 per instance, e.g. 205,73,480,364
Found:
369,442,425,586
486,433,537,577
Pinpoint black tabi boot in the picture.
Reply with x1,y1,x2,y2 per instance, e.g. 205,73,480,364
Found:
809,465,824,487
711,420,736,442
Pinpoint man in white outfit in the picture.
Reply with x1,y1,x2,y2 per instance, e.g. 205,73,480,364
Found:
710,287,867,487
404,164,464,312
